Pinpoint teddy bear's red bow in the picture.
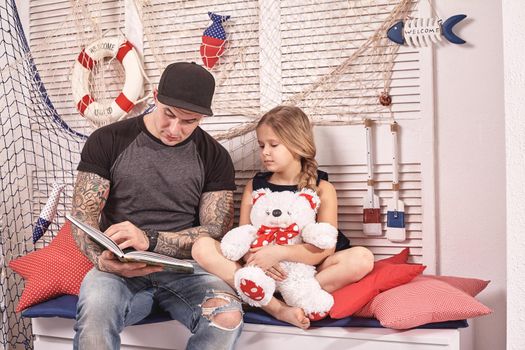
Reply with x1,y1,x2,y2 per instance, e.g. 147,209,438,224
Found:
251,224,300,248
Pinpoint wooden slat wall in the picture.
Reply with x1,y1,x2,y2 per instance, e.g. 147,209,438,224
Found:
29,0,430,265
140,0,261,132
279,0,420,119
30,0,125,134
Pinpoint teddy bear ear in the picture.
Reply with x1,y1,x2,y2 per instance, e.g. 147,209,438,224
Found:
252,188,271,204
298,188,320,211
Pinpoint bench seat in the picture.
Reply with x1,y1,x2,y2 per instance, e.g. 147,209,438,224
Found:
24,295,466,350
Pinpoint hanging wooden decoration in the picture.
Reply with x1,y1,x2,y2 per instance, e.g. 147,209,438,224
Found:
387,14,467,47
386,122,406,242
362,119,382,236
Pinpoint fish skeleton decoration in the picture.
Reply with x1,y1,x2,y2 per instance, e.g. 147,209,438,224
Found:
387,14,467,47
200,12,230,69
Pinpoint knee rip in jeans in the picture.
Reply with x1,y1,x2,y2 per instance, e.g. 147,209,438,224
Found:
201,290,243,331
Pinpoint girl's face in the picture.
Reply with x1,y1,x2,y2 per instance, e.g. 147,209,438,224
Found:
256,124,299,172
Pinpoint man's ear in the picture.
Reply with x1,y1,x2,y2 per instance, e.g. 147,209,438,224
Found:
153,89,158,100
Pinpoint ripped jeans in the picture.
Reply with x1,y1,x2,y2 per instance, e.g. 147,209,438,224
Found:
73,262,243,350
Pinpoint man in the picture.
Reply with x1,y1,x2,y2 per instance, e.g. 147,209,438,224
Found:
71,62,243,350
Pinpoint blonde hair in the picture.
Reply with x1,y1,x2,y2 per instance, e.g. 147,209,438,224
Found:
257,105,318,191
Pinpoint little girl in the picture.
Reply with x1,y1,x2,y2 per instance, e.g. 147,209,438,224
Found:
192,105,374,329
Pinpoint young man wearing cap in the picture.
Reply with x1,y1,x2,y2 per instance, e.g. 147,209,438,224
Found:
71,62,243,350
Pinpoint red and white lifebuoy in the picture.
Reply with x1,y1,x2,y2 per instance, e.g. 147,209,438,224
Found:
71,37,144,124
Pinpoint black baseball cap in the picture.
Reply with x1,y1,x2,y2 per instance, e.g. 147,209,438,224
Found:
157,62,215,116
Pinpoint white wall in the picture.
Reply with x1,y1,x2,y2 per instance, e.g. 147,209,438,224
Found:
502,1,525,349
434,1,506,350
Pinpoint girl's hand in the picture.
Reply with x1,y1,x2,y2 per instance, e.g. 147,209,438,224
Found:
265,264,287,282
245,247,287,280
246,245,287,280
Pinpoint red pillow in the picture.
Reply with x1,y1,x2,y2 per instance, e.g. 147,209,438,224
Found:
353,275,492,329
329,258,425,318
355,274,491,318
8,222,93,312
423,275,490,296
375,247,409,265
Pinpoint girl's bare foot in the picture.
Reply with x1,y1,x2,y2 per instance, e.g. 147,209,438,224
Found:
274,304,310,329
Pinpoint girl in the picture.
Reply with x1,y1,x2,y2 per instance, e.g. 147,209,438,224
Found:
192,105,374,329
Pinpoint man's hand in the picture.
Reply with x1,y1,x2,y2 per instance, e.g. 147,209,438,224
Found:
246,245,287,281
98,251,163,277
105,221,149,251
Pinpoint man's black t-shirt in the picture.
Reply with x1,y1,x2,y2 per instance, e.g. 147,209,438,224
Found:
78,114,236,232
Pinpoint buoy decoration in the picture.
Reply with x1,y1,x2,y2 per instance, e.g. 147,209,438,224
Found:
71,37,144,125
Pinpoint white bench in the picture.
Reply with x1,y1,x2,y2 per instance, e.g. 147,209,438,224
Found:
31,317,461,350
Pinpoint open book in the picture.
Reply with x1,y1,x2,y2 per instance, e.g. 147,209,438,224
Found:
66,214,194,274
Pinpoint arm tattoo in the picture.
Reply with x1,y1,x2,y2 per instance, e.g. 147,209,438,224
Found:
70,171,110,268
156,190,234,258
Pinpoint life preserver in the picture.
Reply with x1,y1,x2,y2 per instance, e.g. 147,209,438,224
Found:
71,37,144,124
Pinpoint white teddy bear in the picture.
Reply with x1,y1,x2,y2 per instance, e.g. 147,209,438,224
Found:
220,188,338,319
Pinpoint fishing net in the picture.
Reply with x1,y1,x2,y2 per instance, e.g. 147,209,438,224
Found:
0,0,418,348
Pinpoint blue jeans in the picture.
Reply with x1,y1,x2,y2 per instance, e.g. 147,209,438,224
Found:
73,262,243,350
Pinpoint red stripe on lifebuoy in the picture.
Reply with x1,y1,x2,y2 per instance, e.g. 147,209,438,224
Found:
115,92,134,113
116,41,133,63
77,49,95,70
77,94,94,115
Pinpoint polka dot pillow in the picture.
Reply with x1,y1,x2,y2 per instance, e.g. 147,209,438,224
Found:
9,221,93,312
353,275,492,329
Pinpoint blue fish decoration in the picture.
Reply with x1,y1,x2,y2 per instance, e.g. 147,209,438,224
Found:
387,14,467,47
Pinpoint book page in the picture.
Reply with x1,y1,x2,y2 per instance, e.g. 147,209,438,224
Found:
124,251,194,273
67,214,194,273
66,214,124,258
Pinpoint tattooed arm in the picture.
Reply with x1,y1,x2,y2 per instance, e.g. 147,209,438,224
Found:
155,190,234,259
71,171,162,277
70,171,110,268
